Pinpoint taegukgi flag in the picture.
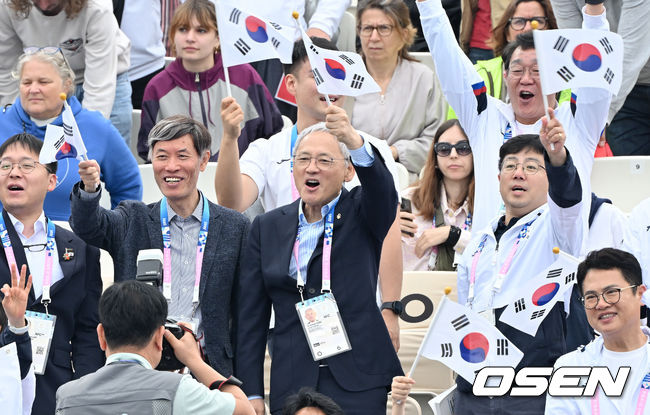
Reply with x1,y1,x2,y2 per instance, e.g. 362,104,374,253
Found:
215,0,294,68
418,296,524,384
499,250,580,336
39,100,88,163
533,29,623,95
301,32,380,97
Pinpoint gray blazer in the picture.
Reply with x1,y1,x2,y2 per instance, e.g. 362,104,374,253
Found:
70,183,249,376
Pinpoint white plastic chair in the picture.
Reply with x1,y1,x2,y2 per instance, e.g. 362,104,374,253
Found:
590,156,650,213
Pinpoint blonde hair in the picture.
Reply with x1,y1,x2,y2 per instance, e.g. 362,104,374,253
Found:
13,50,75,96
8,0,87,19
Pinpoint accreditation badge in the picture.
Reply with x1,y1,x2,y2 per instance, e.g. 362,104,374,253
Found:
25,310,57,375
296,293,351,361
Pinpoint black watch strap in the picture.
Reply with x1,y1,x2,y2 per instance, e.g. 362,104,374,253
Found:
381,301,404,316
585,0,604,4
210,375,244,390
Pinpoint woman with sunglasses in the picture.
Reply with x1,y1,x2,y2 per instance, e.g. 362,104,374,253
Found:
138,0,283,163
0,49,142,221
400,119,474,271
352,0,446,181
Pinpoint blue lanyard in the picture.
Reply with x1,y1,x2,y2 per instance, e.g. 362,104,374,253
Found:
290,125,299,201
0,211,56,311
159,195,210,304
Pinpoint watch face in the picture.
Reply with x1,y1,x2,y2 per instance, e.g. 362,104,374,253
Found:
394,301,404,315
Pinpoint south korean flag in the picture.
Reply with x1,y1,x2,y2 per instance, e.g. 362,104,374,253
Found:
215,0,294,68
416,296,524,384
499,250,580,336
533,29,623,96
301,32,380,97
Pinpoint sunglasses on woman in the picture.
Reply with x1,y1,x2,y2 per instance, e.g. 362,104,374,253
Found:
434,141,472,157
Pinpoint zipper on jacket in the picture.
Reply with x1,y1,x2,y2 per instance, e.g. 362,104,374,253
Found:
195,73,208,128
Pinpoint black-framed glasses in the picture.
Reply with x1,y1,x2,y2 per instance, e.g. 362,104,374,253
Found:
434,141,472,157
23,243,47,252
500,160,546,175
0,159,40,175
508,16,548,31
581,285,637,310
293,155,348,170
358,24,394,37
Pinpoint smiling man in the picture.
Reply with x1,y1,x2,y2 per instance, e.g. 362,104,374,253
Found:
545,248,650,414
0,133,104,415
69,115,249,379
416,0,610,232
234,123,402,414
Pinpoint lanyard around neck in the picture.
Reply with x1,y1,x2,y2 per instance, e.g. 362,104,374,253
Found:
0,212,56,312
289,125,299,201
160,195,209,305
591,372,650,414
467,217,536,308
293,199,338,302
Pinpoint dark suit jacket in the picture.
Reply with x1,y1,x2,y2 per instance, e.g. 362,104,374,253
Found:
0,210,104,415
234,147,403,412
69,186,249,376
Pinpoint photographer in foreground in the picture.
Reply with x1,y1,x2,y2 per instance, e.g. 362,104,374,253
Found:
55,280,254,415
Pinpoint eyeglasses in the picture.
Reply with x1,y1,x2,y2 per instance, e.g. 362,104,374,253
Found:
23,46,62,55
23,243,47,252
434,141,472,157
500,160,546,175
508,16,548,31
581,285,637,310
358,24,394,37
293,155,347,170
0,160,40,175
508,65,540,80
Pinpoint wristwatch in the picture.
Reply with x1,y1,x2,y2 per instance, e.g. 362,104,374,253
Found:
210,375,244,390
381,301,404,316
585,0,604,4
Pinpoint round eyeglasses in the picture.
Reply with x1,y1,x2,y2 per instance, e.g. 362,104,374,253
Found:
581,285,637,310
508,16,548,31
0,160,40,175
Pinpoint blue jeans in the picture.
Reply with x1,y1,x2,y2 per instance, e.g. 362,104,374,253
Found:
75,71,133,145
468,47,494,64
606,83,650,155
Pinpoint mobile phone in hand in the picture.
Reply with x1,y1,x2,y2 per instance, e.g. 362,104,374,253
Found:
400,198,414,237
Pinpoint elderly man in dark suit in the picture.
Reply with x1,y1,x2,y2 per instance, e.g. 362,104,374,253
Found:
70,115,249,377
234,114,403,414
0,133,104,415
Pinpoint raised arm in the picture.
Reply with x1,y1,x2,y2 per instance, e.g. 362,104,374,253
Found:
416,0,492,139
214,97,260,212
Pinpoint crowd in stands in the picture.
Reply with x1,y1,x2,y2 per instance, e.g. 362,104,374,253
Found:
0,0,649,414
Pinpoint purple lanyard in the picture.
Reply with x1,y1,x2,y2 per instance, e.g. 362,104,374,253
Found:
293,200,338,302
591,373,650,415
0,212,56,312
467,217,536,307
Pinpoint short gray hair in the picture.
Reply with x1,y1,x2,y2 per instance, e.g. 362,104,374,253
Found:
294,122,350,164
148,115,211,160
13,50,75,96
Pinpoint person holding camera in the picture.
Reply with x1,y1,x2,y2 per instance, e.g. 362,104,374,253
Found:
56,280,254,414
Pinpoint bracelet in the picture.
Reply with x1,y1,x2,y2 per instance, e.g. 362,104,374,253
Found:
445,226,461,247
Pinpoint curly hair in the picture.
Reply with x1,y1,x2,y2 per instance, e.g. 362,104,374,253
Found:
8,0,88,19
488,0,557,57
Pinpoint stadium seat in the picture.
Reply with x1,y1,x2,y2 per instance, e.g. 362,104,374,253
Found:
411,52,435,74
590,156,650,213
336,11,357,53
398,271,457,395
386,396,423,415
139,162,218,204
131,110,144,164
396,162,411,191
